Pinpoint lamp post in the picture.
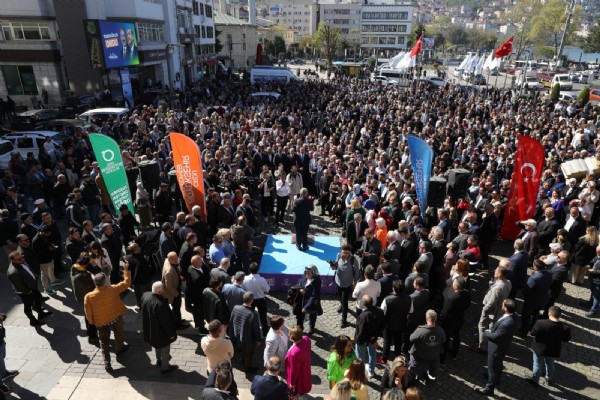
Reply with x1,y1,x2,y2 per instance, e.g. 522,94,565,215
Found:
166,43,183,89
519,49,532,98
556,0,575,69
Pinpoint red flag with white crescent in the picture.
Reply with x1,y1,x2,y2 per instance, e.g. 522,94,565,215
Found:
494,36,514,58
499,135,545,240
410,35,423,58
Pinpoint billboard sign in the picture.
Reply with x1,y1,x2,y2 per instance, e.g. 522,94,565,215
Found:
422,37,435,48
99,21,140,68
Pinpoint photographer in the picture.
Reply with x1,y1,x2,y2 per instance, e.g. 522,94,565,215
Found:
331,245,361,328
1,312,19,395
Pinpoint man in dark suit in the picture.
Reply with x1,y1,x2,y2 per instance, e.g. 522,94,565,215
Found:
526,306,571,388
347,213,368,253
126,28,138,61
380,280,412,364
230,291,263,373
437,209,451,242
562,178,580,203
376,262,398,306
518,219,539,263
452,222,470,252
475,299,520,396
398,226,418,280
6,251,52,326
564,206,586,249
361,228,382,271
141,282,178,373
440,276,471,365
386,230,402,261
519,259,553,336
187,254,211,334
251,356,289,399
508,239,529,299
537,207,560,257
544,250,570,315
292,188,313,251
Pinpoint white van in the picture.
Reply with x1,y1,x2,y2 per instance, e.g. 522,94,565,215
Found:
250,67,301,84
551,74,573,91
0,131,63,169
77,107,129,124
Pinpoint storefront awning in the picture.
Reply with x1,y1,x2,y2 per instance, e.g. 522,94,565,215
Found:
202,59,218,66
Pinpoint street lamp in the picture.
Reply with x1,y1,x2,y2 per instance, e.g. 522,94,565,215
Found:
166,43,183,89
556,0,576,69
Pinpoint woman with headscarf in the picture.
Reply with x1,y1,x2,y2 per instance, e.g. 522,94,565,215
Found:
135,182,153,228
376,217,388,250
293,264,322,336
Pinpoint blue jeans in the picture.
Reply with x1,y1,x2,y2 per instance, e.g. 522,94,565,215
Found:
0,339,7,377
532,352,555,382
590,282,600,313
355,342,376,375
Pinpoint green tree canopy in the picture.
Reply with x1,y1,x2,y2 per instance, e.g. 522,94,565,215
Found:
583,23,600,53
313,23,340,67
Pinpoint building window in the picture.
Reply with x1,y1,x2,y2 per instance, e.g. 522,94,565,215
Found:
193,1,199,16
242,42,246,51
206,26,214,38
205,5,213,18
2,65,38,95
194,25,201,38
397,37,405,44
138,23,165,42
1,21,51,41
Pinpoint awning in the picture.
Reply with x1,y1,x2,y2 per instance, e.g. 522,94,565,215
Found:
202,59,218,66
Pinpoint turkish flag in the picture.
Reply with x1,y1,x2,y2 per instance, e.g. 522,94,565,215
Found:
499,135,545,240
494,36,514,58
410,35,423,58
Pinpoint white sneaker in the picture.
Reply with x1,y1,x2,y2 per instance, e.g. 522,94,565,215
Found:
365,365,373,379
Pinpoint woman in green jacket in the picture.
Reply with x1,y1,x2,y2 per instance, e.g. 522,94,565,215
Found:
326,334,356,388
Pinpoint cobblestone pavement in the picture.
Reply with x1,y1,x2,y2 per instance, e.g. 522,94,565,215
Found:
1,213,599,399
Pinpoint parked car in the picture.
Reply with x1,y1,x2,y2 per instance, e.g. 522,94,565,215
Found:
0,131,63,169
59,95,97,118
489,68,499,76
372,76,398,85
424,77,447,87
77,108,129,125
589,88,600,102
519,76,543,89
468,74,487,85
34,119,96,137
10,109,60,131
558,93,577,102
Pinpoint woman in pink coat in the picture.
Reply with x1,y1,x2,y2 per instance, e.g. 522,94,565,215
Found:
284,326,312,398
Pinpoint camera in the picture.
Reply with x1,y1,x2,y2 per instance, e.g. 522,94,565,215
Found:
327,259,338,269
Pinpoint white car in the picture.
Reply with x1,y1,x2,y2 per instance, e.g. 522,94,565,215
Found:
373,76,398,85
520,76,543,89
0,131,63,170
425,77,447,87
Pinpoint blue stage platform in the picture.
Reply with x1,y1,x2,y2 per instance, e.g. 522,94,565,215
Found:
259,235,342,294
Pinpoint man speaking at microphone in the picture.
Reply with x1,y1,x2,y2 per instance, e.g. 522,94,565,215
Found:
293,188,313,252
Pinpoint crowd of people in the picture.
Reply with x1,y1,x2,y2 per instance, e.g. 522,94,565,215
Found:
1,71,599,399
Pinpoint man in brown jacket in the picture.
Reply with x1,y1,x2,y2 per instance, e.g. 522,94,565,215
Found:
162,252,188,330
84,261,131,371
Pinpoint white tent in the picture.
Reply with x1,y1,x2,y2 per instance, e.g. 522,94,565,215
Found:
474,53,486,75
458,54,473,70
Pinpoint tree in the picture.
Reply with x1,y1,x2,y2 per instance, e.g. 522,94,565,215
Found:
298,35,313,51
579,85,590,105
272,36,286,57
500,0,538,59
583,23,600,52
447,26,468,46
313,23,340,67
408,23,426,47
550,83,561,102
531,0,580,58
214,29,223,54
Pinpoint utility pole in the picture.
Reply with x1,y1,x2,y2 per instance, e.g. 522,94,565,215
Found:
556,0,575,69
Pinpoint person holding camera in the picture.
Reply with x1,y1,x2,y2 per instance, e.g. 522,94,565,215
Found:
0,312,19,395
331,245,361,328
293,188,314,252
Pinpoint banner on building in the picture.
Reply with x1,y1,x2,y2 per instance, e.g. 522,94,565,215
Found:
170,132,206,220
88,134,134,216
500,135,545,240
407,135,434,209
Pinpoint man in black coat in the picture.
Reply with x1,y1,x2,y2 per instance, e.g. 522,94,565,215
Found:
380,280,412,363
354,295,384,378
141,282,178,373
154,183,173,225
537,207,560,257
398,225,418,280
251,356,290,399
65,228,87,266
203,277,230,330
229,291,262,373
361,228,382,271
564,206,586,249
7,251,52,326
100,223,122,284
476,299,520,396
187,254,211,334
347,213,368,254
376,262,398,306
125,242,154,308
439,276,471,364
526,306,571,388
292,188,313,251
544,250,570,315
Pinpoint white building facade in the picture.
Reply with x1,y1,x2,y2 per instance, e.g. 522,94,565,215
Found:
360,0,413,56
265,0,318,43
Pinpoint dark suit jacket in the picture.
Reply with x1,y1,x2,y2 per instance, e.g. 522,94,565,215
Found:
519,230,539,262
440,289,472,330
377,274,398,305
400,236,418,277
523,270,553,310
452,232,469,252
548,262,569,300
363,237,382,268
251,374,290,399
187,264,211,306
484,313,519,357
537,219,559,255
292,196,313,225
347,220,368,252
7,262,37,294
141,292,176,349
508,251,529,289
386,240,402,261
530,319,571,358
566,216,586,247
